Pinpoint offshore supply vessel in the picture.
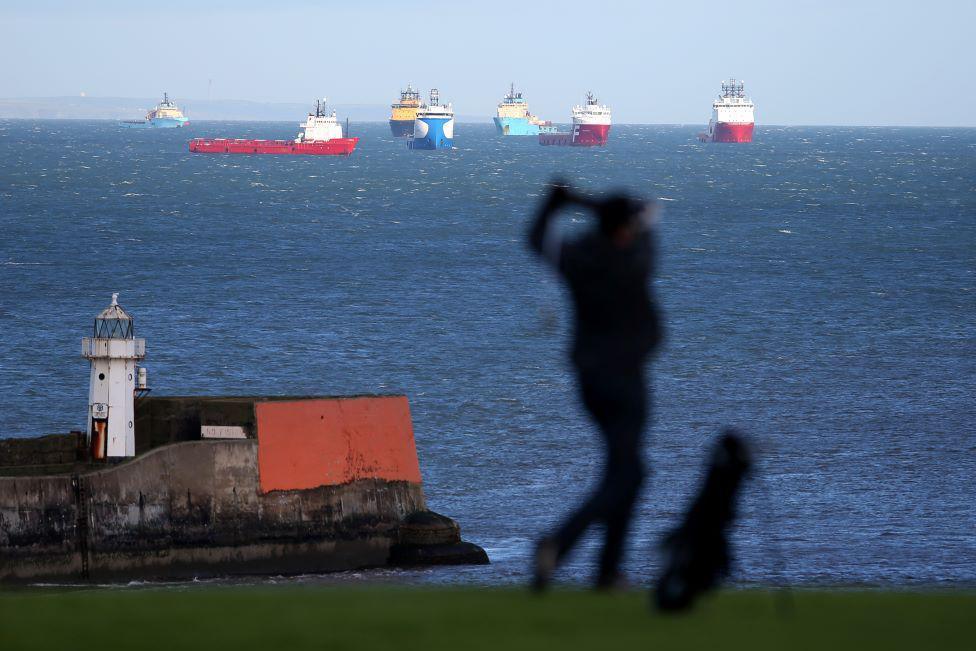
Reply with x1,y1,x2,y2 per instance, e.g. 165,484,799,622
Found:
390,84,422,137
188,100,358,155
408,89,454,150
120,93,188,128
493,84,555,136
539,92,611,146
699,78,755,143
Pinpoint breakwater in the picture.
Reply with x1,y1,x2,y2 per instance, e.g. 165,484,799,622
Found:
0,395,487,583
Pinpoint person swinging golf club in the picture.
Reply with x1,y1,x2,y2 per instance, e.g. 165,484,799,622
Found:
528,181,662,590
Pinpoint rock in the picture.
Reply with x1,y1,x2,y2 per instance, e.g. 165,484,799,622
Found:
390,510,489,566
397,509,461,545
388,541,489,567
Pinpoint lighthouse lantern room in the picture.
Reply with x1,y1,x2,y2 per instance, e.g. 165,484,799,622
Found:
81,293,147,458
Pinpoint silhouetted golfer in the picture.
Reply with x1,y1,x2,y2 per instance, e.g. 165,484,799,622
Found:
528,182,662,590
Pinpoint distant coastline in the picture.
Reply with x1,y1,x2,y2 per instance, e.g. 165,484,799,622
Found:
2,97,973,127
0,96,492,124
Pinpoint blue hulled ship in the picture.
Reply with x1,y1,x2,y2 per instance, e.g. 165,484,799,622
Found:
121,93,189,128
493,84,554,136
408,89,454,150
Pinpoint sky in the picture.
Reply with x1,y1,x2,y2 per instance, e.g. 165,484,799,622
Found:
0,0,972,126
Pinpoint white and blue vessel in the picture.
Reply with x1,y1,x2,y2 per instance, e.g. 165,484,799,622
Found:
121,93,189,128
408,89,454,150
493,83,554,136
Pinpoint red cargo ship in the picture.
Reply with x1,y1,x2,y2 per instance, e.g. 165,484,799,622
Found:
539,92,611,147
189,100,358,155
699,79,755,143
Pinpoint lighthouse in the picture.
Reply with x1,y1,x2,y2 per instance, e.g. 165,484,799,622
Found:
81,294,147,458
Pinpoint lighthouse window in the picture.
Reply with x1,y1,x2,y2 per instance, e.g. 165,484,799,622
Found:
94,317,133,339
98,373,105,381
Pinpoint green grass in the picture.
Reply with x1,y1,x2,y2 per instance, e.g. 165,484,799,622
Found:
1,586,971,650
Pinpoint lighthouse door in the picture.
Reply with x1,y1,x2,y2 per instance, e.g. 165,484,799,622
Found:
91,403,108,460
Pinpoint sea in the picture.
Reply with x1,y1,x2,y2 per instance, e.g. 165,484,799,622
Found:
1,120,974,589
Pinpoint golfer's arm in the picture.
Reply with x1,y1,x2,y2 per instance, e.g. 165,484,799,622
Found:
528,205,562,267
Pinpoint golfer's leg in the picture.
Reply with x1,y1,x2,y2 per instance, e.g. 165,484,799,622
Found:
596,465,642,585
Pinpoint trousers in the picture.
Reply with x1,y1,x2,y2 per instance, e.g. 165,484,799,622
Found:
553,364,647,583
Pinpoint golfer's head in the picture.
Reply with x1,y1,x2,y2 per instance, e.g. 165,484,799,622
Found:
597,195,653,237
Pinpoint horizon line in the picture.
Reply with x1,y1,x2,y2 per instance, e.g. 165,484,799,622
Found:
1,96,973,129
0,116,972,129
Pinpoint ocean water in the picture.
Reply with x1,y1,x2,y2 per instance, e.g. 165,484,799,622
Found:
1,120,974,588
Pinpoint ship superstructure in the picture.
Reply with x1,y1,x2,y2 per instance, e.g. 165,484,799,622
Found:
494,84,554,136
121,92,189,128
700,78,755,143
408,89,454,150
189,99,358,155
539,92,611,147
390,84,422,137
296,100,346,141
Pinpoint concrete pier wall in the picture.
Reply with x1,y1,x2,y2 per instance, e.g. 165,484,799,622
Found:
0,395,487,584
0,440,425,582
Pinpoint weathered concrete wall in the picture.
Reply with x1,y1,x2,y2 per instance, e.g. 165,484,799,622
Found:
0,433,84,476
0,395,411,472
0,394,492,583
255,396,423,491
0,440,426,583
134,397,261,453
133,395,408,453
0,473,80,579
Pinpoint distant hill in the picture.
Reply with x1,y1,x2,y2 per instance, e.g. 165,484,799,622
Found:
0,96,492,123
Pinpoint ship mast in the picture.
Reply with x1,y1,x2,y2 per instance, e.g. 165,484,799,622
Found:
315,98,328,118
721,78,745,99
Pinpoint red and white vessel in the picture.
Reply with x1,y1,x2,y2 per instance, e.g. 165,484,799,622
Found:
539,92,611,147
699,79,755,143
189,100,358,155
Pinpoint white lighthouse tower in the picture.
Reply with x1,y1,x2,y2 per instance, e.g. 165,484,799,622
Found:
82,294,147,458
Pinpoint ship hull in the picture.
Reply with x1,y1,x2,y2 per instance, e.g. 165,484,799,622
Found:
409,117,454,150
493,117,539,136
539,123,611,147
188,138,359,155
389,119,415,138
704,122,754,143
121,117,189,129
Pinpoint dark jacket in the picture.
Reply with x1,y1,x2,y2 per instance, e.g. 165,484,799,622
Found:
530,208,662,371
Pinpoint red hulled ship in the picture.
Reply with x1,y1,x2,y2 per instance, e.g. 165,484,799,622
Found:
189,100,358,155
539,92,611,147
699,79,755,143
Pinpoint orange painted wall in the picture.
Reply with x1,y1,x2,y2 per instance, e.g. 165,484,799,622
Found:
255,396,423,493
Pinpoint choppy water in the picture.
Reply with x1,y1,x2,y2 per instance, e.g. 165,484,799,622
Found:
1,120,974,588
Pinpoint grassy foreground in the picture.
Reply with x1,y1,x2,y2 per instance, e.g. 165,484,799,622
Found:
0,586,971,650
